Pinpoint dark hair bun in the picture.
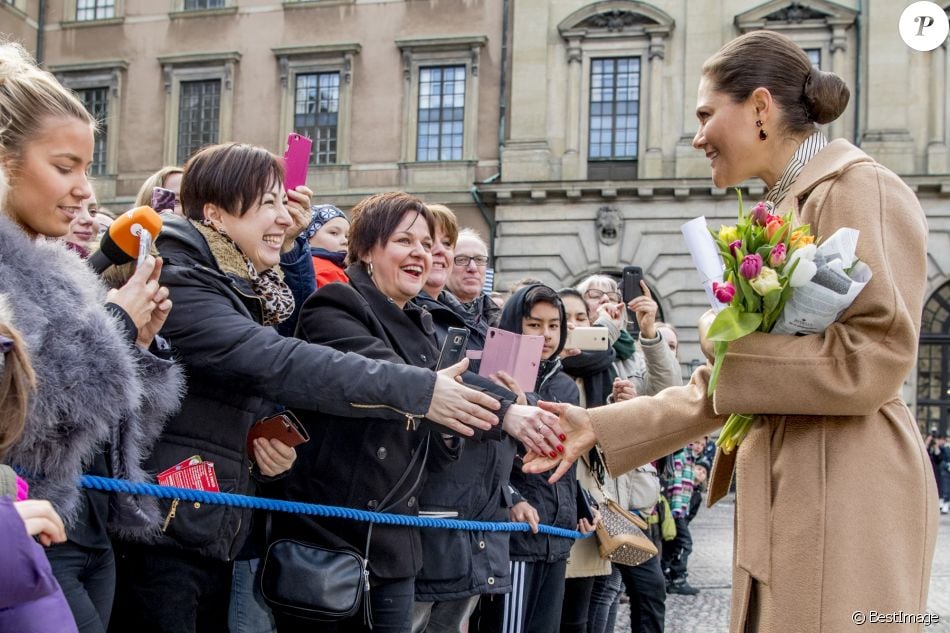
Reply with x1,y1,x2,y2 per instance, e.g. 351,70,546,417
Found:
803,67,850,125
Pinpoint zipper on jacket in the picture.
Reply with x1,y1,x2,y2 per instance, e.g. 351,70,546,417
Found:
161,499,180,532
350,403,422,430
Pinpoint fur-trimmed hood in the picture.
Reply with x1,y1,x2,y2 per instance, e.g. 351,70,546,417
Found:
0,215,184,532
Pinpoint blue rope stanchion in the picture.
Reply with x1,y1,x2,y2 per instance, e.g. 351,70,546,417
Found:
80,475,591,541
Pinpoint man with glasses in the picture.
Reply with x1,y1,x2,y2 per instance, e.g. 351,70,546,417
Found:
446,228,500,332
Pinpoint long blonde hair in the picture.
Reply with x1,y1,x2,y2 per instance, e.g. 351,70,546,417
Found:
0,41,95,170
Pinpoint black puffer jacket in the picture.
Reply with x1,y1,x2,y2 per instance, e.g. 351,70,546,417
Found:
272,265,460,581
147,216,439,561
498,285,580,563
413,291,517,599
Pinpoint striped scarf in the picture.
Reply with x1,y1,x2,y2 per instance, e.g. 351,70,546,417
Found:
765,131,827,207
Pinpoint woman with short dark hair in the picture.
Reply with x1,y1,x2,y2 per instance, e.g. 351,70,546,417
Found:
272,191,487,632
111,152,500,633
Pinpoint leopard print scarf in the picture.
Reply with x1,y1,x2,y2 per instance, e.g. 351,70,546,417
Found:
192,220,295,326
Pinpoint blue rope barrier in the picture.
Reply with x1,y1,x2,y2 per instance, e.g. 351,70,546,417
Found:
80,475,591,541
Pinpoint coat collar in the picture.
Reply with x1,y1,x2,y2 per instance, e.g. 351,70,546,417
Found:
345,264,438,366
778,139,875,213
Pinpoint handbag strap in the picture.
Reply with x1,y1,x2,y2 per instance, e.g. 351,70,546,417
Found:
582,451,615,504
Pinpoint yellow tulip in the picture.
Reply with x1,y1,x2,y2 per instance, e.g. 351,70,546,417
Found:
718,225,739,244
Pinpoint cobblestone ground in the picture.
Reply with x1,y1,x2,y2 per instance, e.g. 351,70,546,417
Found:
615,495,950,632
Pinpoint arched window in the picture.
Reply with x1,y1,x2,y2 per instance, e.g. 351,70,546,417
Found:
917,283,950,435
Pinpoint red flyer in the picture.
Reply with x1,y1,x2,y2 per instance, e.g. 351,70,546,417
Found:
157,457,220,492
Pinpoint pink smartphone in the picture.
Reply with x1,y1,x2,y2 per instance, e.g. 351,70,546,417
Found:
477,327,545,394
283,133,313,192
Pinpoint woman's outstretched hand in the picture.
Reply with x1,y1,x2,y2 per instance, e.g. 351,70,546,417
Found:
501,404,565,459
428,358,500,436
521,401,597,484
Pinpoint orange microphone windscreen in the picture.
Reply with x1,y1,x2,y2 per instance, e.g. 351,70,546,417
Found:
109,206,163,258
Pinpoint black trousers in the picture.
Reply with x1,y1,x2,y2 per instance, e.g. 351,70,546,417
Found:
559,576,596,633
110,542,232,633
661,516,693,582
618,553,666,633
46,541,115,633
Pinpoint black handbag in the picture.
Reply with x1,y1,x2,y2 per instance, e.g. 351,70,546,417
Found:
260,538,367,621
260,435,430,622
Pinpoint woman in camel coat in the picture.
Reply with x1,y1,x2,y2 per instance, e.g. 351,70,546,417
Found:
526,31,938,633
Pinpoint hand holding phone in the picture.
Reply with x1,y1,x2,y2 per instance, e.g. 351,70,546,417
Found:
437,327,469,370
246,411,309,459
283,133,313,192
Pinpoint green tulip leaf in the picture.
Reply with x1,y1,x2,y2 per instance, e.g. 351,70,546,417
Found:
706,306,762,342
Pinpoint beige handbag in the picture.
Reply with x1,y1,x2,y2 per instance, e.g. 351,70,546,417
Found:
594,496,658,567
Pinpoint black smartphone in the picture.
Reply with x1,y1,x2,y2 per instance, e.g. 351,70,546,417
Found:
436,327,469,370
576,484,596,523
622,265,644,334
622,266,644,303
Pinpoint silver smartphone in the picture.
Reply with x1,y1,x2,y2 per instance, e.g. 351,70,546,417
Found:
565,326,609,351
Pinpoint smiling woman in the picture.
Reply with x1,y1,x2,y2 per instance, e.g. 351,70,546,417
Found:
0,41,183,633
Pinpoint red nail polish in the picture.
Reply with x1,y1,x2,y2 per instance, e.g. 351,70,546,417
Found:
557,445,565,453
559,434,567,441
549,451,557,458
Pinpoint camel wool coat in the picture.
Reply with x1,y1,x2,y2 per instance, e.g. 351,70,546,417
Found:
589,140,938,633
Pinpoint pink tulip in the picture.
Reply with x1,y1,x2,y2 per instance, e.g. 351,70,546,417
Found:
739,253,763,279
750,201,771,226
769,242,786,267
713,281,736,304
729,240,742,256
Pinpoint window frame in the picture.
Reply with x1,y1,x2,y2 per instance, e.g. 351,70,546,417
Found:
292,70,342,166
175,78,223,165
273,44,359,172
51,60,126,180
395,35,487,164
183,0,226,9
62,0,124,26
158,52,240,167
75,0,115,21
558,2,674,181
416,64,467,162
587,56,642,166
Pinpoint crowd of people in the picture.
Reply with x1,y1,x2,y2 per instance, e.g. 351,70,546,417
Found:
0,26,941,633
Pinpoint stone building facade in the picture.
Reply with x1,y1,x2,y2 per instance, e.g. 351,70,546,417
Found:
2,0,950,431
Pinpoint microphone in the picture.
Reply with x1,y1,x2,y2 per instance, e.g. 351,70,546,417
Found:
89,206,163,274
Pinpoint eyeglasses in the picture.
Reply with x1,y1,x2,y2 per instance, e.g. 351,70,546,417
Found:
584,289,622,302
454,255,489,267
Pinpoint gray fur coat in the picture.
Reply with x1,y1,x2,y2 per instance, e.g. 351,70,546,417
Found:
0,215,183,533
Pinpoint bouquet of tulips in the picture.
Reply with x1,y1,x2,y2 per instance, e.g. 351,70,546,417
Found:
704,192,821,453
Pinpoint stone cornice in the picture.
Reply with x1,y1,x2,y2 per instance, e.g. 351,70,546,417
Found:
271,43,361,58
479,176,950,203
395,35,488,55
48,59,129,73
157,51,241,66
